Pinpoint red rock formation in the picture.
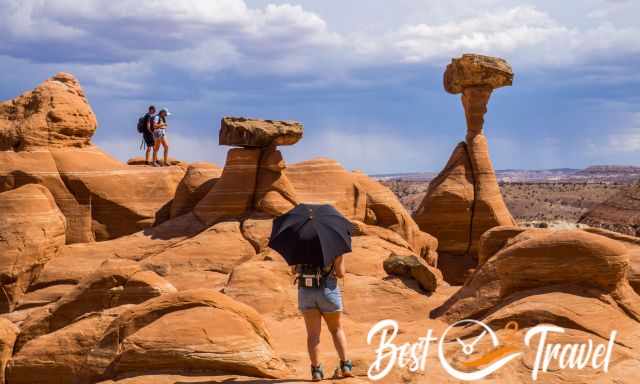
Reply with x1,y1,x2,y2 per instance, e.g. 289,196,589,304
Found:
414,54,516,283
0,73,96,150
169,162,222,218
219,116,303,147
0,318,18,384
0,74,185,243
0,184,66,312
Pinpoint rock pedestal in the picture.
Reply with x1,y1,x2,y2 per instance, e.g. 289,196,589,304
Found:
414,54,516,284
194,117,301,224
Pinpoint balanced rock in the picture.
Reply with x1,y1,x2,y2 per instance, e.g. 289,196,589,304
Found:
444,54,513,94
414,54,515,283
220,117,303,147
0,184,66,313
0,72,96,150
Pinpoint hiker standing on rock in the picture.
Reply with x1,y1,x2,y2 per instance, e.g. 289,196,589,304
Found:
268,204,354,381
152,108,171,166
139,105,156,165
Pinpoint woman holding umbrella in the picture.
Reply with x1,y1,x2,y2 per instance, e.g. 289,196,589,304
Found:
269,204,354,381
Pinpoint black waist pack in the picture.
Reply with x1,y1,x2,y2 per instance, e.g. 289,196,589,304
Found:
297,264,334,289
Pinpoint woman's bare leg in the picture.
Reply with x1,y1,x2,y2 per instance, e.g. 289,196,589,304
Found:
303,309,322,367
323,311,348,361
161,137,169,165
152,139,160,164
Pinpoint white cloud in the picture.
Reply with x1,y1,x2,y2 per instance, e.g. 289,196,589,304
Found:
605,113,640,152
3,1,639,80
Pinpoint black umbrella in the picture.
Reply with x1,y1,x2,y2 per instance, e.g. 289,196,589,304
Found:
268,203,352,267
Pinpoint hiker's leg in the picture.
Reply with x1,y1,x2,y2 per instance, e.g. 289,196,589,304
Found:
303,309,322,367
161,138,169,165
323,311,347,362
145,145,151,163
152,139,160,163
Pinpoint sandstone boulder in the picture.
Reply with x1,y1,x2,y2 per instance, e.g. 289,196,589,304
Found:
0,318,18,384
220,117,303,147
0,184,66,313
496,230,629,296
347,235,415,278
241,215,274,252
170,161,222,218
86,289,289,380
0,72,96,150
224,260,297,319
443,54,513,95
7,306,130,384
142,221,256,290
16,259,175,350
383,254,443,293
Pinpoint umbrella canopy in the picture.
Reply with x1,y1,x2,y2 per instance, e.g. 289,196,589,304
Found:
268,203,352,267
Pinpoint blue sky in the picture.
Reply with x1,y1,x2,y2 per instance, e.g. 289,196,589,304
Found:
1,0,639,173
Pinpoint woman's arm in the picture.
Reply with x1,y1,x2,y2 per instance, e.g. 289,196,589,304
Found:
334,255,346,278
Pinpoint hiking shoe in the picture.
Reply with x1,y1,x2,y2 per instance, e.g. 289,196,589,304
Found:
311,364,324,381
340,360,353,378
152,161,160,167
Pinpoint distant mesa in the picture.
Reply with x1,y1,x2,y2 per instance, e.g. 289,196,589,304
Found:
219,116,303,147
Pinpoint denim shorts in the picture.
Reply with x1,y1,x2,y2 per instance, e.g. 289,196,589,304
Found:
298,277,343,313
153,128,166,140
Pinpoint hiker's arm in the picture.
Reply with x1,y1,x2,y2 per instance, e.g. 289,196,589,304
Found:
335,255,345,278
146,119,153,133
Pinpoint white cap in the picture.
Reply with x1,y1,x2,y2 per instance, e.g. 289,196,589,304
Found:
160,108,172,115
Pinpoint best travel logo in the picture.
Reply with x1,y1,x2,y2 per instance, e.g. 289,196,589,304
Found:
367,319,618,381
